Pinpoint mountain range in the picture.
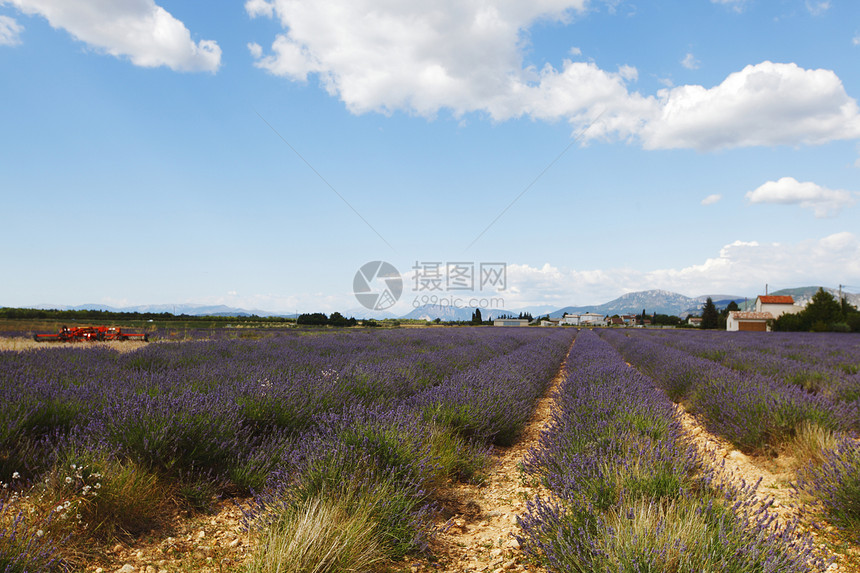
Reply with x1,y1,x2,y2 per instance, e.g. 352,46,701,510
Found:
27,303,292,318
546,290,747,319
18,286,858,322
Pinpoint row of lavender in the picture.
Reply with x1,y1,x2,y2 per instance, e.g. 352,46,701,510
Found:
0,328,574,570
599,328,860,547
519,330,824,571
598,329,854,451
1,329,531,479
642,329,860,402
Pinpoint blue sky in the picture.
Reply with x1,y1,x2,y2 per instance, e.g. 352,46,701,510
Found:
1,0,859,314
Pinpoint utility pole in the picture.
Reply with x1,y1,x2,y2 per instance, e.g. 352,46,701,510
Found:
839,284,845,314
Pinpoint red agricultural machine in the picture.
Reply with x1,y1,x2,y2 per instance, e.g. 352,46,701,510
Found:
33,326,149,343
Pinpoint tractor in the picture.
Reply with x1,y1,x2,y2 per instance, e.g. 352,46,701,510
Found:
34,326,149,342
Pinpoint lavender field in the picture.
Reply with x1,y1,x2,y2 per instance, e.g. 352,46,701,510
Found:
0,328,574,571
2,326,859,572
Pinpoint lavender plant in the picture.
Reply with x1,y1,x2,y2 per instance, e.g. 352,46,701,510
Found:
519,330,825,572
1,492,66,572
796,436,860,541
599,329,844,453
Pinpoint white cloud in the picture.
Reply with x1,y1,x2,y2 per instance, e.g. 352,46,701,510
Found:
501,233,860,306
709,0,746,13
641,62,860,150
247,3,860,151
681,52,699,70
0,14,22,45
245,0,274,19
806,1,830,16
701,193,722,205
746,176,857,218
853,35,860,46
2,0,220,71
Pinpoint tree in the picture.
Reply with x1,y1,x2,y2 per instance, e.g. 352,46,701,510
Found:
471,308,483,325
652,313,682,326
297,312,328,326
804,288,843,331
701,297,719,329
774,288,850,332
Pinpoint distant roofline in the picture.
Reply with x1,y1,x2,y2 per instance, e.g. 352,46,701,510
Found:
756,295,795,304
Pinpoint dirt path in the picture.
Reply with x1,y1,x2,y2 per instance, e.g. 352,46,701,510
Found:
88,498,253,573
406,355,573,573
674,405,801,525
676,404,860,572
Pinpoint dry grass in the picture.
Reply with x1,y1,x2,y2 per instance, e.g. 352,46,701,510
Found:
0,454,169,570
787,421,839,467
602,497,712,569
0,337,147,353
247,496,382,573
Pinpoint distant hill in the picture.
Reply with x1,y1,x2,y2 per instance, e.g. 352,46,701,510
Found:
30,303,290,317
547,289,745,319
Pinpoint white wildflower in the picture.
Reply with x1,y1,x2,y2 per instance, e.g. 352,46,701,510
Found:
11,472,20,480
36,529,44,537
64,476,72,484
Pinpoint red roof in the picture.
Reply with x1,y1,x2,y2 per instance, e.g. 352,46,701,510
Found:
757,295,794,304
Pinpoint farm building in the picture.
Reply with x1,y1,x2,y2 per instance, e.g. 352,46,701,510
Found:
755,295,803,319
727,311,772,332
580,312,607,326
559,313,580,326
687,317,703,327
493,318,530,327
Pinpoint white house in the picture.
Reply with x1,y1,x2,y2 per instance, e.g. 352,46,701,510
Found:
755,295,803,319
687,317,703,327
493,319,530,327
727,311,772,332
559,313,580,326
580,312,607,326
